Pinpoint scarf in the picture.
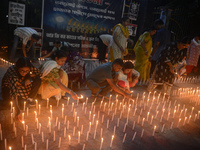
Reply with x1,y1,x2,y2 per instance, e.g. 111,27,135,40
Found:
113,23,129,38
40,60,59,78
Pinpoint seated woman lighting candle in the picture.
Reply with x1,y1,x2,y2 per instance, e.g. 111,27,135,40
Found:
38,50,78,100
2,57,41,117
118,61,140,93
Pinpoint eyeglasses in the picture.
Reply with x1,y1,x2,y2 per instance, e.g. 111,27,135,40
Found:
19,70,30,74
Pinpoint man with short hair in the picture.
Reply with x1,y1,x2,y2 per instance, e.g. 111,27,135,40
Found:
10,27,40,62
86,58,132,99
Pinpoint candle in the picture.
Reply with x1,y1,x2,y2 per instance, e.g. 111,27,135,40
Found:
24,101,26,111
100,138,103,150
58,122,60,131
49,121,51,133
101,115,104,123
35,99,38,109
184,108,187,117
50,110,52,119
73,126,75,136
53,131,56,141
25,125,28,136
89,111,91,120
71,103,74,112
22,113,24,122
4,139,7,150
179,109,183,117
67,120,69,129
86,131,89,141
31,134,34,144
82,102,85,111
110,135,114,147
82,144,85,150
173,110,176,118
117,118,120,127
81,125,83,134
155,111,159,119
24,145,27,150
11,113,13,124
152,126,156,136
47,98,49,108
92,114,95,125
22,121,25,131
14,127,17,137
58,137,61,148
177,118,181,127
132,132,137,141
142,118,145,126
27,107,29,117
21,136,24,148
36,118,38,129
138,115,140,124
104,103,107,111
170,122,174,129
10,101,13,112
191,107,194,115
34,142,37,150
77,131,80,143
194,114,197,121
141,128,144,138
38,105,41,115
187,115,191,123
107,120,109,128
64,116,67,125
46,139,49,150
147,112,150,121
122,133,127,143
161,124,165,132
68,135,71,145
42,132,44,142
183,117,187,125
64,127,66,138
89,122,91,133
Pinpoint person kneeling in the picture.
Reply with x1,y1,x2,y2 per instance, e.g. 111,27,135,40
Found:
38,50,79,101
118,61,140,93
2,57,41,118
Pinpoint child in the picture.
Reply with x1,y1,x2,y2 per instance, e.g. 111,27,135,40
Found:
118,61,140,92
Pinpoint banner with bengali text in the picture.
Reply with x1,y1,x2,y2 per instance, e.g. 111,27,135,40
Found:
43,0,124,58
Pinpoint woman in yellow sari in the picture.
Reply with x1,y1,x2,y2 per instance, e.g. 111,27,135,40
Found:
108,17,134,62
134,26,157,81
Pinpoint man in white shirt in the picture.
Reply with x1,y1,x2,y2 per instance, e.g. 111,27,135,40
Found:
10,27,40,62
97,34,112,62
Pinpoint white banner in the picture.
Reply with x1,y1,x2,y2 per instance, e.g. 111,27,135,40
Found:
8,2,25,25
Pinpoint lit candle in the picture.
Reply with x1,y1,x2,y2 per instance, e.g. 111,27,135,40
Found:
152,126,156,136
35,99,38,109
4,139,7,150
191,107,194,115
31,134,34,144
194,114,197,121
77,131,80,143
89,122,91,133
187,115,191,123
110,135,114,147
47,98,49,108
138,115,140,124
39,105,41,115
81,125,83,134
173,110,176,118
77,116,79,127
67,97,70,106
183,117,187,125
184,108,187,117
100,138,103,150
177,118,181,127
34,142,37,150
142,118,145,126
82,102,85,111
92,114,95,125
71,103,74,112
147,112,150,121
22,113,24,122
67,120,69,129
68,135,71,145
23,101,26,111
62,108,64,119
58,122,60,131
50,110,52,119
101,115,104,123
11,113,13,124
22,121,25,131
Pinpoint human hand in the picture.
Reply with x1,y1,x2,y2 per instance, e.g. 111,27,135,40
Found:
25,79,32,87
71,91,79,100
170,67,175,74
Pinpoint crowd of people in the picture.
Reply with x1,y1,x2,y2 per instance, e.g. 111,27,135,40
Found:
2,17,200,120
